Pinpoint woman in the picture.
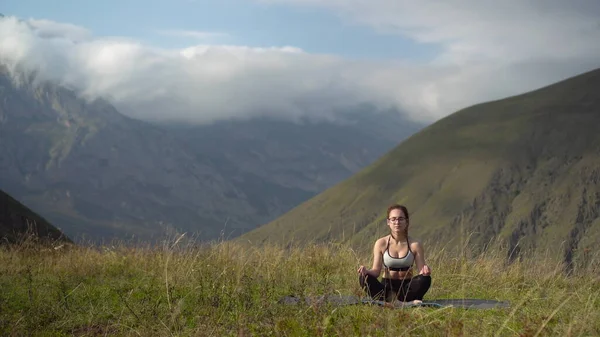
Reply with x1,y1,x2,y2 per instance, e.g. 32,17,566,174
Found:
357,204,432,303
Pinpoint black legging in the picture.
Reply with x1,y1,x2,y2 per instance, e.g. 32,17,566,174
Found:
359,274,431,302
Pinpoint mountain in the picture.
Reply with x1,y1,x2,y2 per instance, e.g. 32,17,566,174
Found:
0,68,250,242
0,67,422,243
1,187,70,244
167,106,420,196
242,68,600,265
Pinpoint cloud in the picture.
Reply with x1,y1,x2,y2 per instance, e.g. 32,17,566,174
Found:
254,1,600,113
0,15,397,123
26,18,92,42
1,5,600,125
258,0,600,64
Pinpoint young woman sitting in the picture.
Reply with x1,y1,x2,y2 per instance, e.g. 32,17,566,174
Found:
357,204,432,304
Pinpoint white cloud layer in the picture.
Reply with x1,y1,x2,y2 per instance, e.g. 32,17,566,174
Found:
25,18,91,42
1,2,600,124
259,0,600,64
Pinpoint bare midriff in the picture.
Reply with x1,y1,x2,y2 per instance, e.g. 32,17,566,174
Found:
383,269,413,280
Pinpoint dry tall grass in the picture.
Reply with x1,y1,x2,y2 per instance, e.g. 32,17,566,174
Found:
1,234,598,336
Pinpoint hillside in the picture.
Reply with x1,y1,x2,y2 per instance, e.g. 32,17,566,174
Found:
0,66,420,243
0,188,70,244
243,68,600,265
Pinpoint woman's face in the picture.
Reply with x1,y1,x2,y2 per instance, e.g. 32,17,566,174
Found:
387,208,408,232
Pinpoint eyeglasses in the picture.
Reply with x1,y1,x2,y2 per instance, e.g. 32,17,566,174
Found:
387,217,407,222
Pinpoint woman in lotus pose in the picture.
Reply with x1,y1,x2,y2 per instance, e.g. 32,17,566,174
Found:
357,204,432,303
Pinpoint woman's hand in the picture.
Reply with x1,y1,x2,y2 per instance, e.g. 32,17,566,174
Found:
357,265,368,276
419,265,431,276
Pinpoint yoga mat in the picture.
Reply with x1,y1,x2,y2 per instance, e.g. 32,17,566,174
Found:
279,295,510,309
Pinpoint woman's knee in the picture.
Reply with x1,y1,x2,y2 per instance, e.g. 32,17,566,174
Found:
413,274,431,280
413,274,432,284
358,274,367,287
411,274,432,290
359,274,372,288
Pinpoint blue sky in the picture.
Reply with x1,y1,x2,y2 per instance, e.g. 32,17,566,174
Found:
2,0,437,60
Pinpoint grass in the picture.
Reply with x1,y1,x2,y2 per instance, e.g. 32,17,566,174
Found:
1,234,599,337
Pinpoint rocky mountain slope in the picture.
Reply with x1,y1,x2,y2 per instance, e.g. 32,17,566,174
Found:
0,67,421,243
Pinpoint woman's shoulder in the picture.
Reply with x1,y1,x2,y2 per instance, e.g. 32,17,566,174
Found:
374,235,390,248
408,236,423,249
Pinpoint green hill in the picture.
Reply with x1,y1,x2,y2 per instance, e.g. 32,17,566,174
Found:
1,188,70,244
242,68,600,265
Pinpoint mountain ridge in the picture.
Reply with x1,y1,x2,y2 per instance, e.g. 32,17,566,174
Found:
242,67,600,265
1,187,70,244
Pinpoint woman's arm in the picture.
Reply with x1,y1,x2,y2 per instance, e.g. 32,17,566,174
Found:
358,239,383,278
368,239,383,277
412,240,431,276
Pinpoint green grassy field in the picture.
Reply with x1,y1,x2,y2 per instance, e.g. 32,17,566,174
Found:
1,235,599,336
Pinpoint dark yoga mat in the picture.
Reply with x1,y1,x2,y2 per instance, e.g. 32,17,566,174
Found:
279,295,510,309
423,299,510,309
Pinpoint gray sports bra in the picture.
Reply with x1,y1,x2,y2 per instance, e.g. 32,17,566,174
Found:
382,236,414,272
